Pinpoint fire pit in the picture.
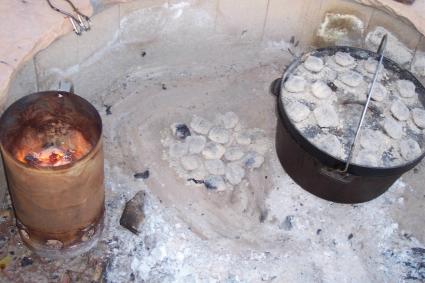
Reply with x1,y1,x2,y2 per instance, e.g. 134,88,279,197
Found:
0,91,104,258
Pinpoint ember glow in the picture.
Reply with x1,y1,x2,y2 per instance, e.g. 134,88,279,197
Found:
15,127,92,168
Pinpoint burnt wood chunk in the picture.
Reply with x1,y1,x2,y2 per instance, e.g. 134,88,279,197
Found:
120,191,145,235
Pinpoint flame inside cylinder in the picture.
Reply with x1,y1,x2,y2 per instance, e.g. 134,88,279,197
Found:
14,121,92,168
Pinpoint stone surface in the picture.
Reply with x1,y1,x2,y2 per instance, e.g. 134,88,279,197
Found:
354,0,425,36
0,0,92,102
216,0,268,40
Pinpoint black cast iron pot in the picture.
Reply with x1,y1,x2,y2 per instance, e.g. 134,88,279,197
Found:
271,46,425,203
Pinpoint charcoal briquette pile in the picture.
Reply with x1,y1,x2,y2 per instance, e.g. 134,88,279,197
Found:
161,112,270,191
281,51,425,167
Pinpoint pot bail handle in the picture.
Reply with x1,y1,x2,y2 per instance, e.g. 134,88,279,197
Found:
342,34,387,173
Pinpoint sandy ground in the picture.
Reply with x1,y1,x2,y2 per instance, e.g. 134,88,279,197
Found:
1,4,425,283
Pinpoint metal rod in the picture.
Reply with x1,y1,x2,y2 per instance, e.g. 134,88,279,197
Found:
45,0,89,35
342,35,388,173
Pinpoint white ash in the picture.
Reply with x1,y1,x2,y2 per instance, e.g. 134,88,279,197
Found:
311,81,332,99
162,112,269,191
181,155,201,171
383,117,404,140
284,75,306,93
216,112,239,129
396,79,416,98
204,159,225,175
190,115,212,135
359,129,387,151
225,162,245,185
235,132,251,145
224,147,245,161
304,56,324,73
354,149,380,167
371,83,387,102
208,126,230,144
313,105,339,128
186,135,206,154
399,139,422,161
314,134,344,159
242,151,265,169
202,142,226,159
286,101,311,122
280,52,425,167
412,108,425,128
339,70,363,88
169,142,188,158
335,51,355,67
364,57,378,73
204,175,227,191
391,100,410,121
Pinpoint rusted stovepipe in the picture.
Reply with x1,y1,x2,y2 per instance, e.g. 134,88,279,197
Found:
0,91,104,258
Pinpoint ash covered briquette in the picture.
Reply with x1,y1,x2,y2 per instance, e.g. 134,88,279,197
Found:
162,112,270,191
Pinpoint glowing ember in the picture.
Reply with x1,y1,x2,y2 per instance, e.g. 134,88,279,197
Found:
15,127,92,168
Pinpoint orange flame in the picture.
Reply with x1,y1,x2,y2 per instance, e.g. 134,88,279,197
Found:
15,128,92,168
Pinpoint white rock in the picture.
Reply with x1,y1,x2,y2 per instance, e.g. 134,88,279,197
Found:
242,151,265,169
190,116,212,135
208,127,230,144
186,135,206,154
236,132,251,145
169,142,188,158
218,112,239,129
311,81,332,99
284,75,306,93
202,142,226,159
360,129,385,150
354,149,380,167
335,52,355,67
224,147,245,161
204,159,225,175
383,117,403,139
181,155,201,171
371,83,387,102
313,105,339,128
316,134,343,158
412,108,425,128
364,57,378,73
204,175,227,191
339,71,363,87
225,163,245,185
396,79,416,98
286,101,311,122
304,56,324,72
391,100,410,121
399,139,422,161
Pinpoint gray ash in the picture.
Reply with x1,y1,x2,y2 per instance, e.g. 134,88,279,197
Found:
302,125,320,139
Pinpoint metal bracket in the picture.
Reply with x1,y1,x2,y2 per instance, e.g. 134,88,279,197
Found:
46,0,91,35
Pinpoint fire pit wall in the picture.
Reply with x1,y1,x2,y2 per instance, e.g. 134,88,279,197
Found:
0,0,425,205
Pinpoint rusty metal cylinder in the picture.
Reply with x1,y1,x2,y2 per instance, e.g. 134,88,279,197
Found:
0,91,104,258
